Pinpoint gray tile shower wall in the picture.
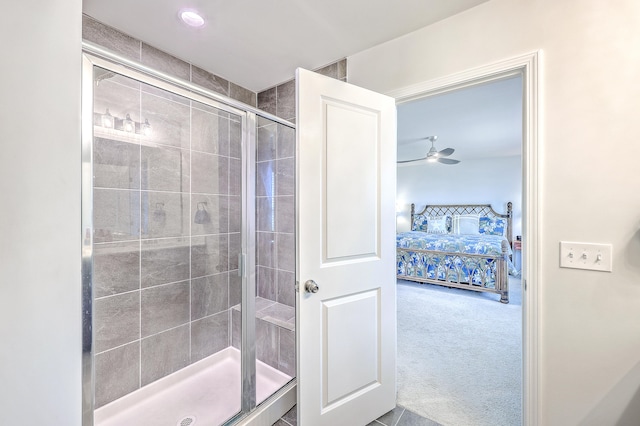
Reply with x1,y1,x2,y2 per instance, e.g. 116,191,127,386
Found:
94,342,140,409
253,116,297,377
251,59,346,377
255,120,295,307
92,75,243,408
257,59,347,121
83,15,257,107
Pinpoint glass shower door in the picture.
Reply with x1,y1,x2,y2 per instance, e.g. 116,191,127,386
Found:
88,65,245,426
254,116,296,403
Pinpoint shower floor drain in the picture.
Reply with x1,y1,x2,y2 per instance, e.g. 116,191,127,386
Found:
178,416,196,426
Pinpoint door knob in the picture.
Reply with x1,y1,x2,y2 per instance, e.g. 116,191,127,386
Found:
305,280,319,293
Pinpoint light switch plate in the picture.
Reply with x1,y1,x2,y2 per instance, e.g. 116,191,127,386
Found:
559,241,612,272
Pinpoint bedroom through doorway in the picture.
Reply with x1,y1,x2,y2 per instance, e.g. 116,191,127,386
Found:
394,73,525,426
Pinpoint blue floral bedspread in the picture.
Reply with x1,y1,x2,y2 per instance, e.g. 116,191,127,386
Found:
396,232,519,286
397,231,510,255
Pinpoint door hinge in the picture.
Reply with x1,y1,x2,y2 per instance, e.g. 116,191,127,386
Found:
524,279,527,291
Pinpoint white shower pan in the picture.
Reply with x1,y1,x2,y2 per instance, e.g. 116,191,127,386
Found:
95,347,292,426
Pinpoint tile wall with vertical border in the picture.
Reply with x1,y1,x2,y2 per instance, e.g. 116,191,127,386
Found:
251,60,347,377
91,66,243,410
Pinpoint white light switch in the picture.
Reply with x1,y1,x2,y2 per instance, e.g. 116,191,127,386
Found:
560,241,612,272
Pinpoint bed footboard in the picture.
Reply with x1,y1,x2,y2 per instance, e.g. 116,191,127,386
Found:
396,248,509,303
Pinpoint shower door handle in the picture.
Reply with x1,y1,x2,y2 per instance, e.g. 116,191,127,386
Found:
304,280,319,294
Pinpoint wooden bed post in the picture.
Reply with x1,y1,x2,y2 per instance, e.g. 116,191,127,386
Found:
410,203,415,229
498,255,510,304
507,201,513,246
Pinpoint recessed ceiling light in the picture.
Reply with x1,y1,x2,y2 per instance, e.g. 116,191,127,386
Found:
180,9,205,28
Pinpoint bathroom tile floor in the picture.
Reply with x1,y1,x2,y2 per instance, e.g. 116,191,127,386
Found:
273,404,442,426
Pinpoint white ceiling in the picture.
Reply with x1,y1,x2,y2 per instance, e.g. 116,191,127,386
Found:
82,0,518,161
397,75,523,164
83,0,488,92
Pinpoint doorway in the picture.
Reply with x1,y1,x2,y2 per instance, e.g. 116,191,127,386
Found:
391,53,539,426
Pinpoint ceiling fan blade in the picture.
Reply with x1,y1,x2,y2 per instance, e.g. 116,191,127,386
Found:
438,157,460,165
438,148,455,157
397,157,428,164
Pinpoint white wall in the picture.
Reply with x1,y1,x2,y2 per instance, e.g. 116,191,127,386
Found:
0,1,82,425
397,155,522,237
349,0,640,424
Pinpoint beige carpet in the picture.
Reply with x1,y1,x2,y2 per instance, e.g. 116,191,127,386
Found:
396,278,522,426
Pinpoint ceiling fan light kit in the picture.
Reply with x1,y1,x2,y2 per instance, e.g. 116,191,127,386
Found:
398,135,461,165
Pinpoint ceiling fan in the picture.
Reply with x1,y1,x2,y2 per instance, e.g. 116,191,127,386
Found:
397,136,461,165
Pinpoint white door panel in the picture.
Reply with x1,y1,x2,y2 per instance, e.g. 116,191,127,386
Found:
323,289,380,406
296,68,396,426
324,99,379,261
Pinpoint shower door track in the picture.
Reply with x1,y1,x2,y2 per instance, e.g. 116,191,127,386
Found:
81,44,296,426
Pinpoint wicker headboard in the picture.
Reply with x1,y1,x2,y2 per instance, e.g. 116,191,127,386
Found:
411,202,513,245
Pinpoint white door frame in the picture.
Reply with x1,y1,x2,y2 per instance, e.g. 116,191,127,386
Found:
386,51,540,426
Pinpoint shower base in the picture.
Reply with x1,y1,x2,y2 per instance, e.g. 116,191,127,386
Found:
95,347,292,426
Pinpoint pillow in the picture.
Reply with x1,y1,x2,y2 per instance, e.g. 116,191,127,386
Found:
452,214,480,235
479,216,507,236
426,215,449,234
412,214,429,232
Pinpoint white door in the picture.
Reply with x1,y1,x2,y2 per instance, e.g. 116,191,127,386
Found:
296,68,397,426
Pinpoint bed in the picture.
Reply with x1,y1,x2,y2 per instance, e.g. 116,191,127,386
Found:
396,203,517,303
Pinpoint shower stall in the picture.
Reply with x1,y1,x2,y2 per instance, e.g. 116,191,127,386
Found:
81,47,296,425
